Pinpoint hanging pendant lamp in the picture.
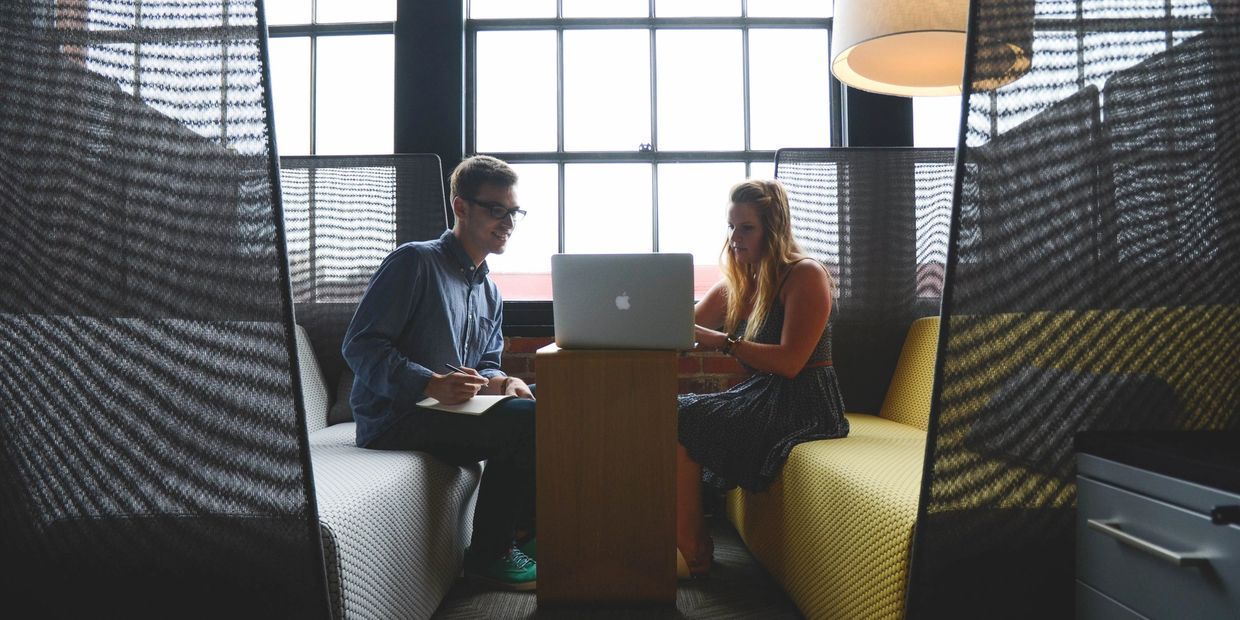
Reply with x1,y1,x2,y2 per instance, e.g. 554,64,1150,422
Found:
830,0,1032,97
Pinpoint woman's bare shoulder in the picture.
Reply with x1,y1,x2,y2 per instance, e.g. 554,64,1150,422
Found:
787,256,827,276
783,257,830,293
704,278,730,297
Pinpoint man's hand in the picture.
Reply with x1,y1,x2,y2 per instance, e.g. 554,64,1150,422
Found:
505,376,534,400
425,367,486,405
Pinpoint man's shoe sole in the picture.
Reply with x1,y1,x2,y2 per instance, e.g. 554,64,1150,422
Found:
467,573,537,592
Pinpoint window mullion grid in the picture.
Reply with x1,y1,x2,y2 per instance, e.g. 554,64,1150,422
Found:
469,17,827,29
268,22,395,37
649,2,659,252
468,11,838,256
308,0,318,291
556,0,567,254
742,0,749,176
309,0,318,155
651,161,659,252
556,30,564,155
495,151,773,163
465,25,477,159
309,37,318,154
741,0,748,158
558,161,566,254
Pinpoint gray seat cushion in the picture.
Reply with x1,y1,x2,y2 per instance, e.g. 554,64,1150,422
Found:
296,324,482,619
310,423,481,620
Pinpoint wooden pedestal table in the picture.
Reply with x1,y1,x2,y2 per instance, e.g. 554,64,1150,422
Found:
534,344,677,606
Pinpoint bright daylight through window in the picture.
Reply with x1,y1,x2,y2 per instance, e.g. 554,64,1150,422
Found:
265,0,395,157
470,0,835,300
263,1,844,302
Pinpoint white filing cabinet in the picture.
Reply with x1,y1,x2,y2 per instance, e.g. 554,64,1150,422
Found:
1076,433,1240,620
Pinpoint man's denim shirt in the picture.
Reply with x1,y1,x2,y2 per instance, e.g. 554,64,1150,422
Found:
342,230,505,447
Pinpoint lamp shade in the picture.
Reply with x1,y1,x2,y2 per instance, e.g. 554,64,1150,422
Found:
831,0,1032,97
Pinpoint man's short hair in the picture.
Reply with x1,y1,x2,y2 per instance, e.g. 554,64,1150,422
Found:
449,155,518,202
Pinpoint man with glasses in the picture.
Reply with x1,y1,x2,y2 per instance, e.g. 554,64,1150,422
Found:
342,155,538,590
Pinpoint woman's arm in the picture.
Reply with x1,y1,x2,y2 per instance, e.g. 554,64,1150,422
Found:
694,279,729,329
693,279,731,350
705,261,832,379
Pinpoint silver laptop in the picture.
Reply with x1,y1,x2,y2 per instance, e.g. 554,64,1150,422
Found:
551,253,695,350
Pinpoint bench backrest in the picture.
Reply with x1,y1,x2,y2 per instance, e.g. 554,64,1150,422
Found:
295,324,331,434
775,147,954,416
878,316,939,432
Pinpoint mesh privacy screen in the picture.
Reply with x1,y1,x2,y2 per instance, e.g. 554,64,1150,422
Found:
281,153,449,406
776,148,955,416
0,0,329,616
908,1,1240,617
281,154,449,307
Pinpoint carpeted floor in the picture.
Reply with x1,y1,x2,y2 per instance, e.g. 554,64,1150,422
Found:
431,517,803,619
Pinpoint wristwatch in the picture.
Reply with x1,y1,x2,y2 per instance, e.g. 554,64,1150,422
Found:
722,334,741,355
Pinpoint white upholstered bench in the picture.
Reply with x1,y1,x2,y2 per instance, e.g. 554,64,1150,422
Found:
295,325,480,620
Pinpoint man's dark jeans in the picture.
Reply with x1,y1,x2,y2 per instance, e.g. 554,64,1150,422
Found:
367,397,536,559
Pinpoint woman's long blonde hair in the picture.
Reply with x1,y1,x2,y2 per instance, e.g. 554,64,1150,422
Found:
722,180,812,340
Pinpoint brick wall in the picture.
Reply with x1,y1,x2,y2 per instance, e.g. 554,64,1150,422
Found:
499,336,551,384
501,336,752,394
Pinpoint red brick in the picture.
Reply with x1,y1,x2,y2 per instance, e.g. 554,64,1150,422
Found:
702,354,745,375
678,355,702,375
500,355,529,376
505,336,555,354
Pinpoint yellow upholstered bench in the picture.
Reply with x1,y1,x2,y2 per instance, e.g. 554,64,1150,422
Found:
727,316,939,620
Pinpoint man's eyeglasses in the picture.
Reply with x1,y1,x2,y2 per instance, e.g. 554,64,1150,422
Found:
466,198,527,223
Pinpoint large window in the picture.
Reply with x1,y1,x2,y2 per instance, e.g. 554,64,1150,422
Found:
468,1,838,300
265,0,395,156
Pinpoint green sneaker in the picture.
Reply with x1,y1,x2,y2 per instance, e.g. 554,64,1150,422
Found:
518,537,536,561
465,545,537,591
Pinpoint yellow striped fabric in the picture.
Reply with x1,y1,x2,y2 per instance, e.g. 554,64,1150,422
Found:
728,414,926,620
878,317,940,431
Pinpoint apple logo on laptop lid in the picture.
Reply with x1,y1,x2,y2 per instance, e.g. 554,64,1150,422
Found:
615,291,631,310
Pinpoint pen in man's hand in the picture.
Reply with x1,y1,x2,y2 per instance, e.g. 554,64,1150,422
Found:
443,363,471,375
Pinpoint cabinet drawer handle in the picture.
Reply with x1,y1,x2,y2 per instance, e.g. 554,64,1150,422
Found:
1087,519,1209,567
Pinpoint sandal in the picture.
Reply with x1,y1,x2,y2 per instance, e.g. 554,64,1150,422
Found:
676,537,714,579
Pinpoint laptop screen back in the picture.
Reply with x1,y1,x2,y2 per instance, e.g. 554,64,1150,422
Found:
550,253,695,350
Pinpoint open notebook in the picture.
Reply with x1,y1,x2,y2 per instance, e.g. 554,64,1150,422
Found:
416,394,515,415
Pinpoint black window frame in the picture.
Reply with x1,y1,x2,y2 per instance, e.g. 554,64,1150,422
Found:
267,13,396,156
465,6,844,334
397,0,913,335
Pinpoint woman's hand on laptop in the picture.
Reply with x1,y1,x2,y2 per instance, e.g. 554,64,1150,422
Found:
694,325,726,351
426,368,487,404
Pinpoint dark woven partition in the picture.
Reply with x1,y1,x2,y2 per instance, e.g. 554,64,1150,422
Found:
775,148,955,415
282,154,449,397
908,1,1240,617
0,1,329,616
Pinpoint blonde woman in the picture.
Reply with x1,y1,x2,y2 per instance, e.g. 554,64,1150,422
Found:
676,179,848,578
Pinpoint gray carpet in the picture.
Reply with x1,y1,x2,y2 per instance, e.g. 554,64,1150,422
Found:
431,517,803,619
